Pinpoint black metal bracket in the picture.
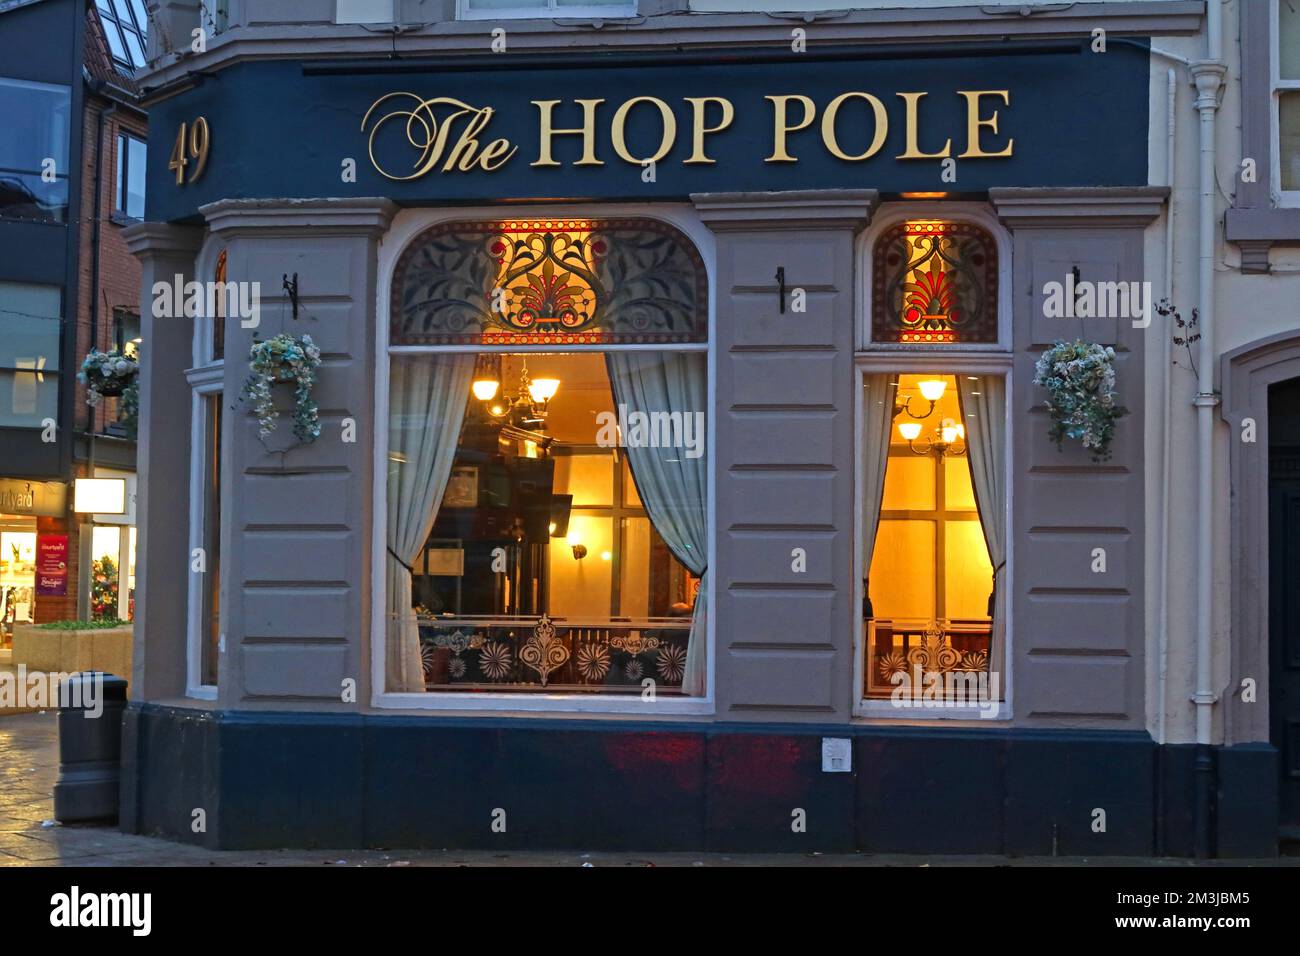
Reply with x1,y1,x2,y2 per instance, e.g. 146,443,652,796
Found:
283,273,300,321
776,266,787,314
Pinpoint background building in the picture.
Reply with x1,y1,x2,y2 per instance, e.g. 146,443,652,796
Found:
0,0,148,642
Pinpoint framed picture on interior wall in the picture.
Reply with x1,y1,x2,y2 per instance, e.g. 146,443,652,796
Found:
443,466,478,508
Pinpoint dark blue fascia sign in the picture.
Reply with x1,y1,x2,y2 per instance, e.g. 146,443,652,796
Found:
145,40,1150,222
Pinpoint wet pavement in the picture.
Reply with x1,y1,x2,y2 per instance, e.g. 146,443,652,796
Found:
1,711,1297,867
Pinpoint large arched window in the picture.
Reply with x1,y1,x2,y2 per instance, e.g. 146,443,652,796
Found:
383,217,709,702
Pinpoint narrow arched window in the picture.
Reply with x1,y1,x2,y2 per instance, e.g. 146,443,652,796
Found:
871,221,998,345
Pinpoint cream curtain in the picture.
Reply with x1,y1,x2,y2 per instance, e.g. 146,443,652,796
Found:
861,374,897,616
386,354,475,693
957,375,1007,692
606,352,708,696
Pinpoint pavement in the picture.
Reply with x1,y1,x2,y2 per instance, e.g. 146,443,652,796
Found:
2,710,1298,867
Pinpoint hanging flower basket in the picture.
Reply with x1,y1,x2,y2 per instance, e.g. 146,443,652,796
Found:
78,350,139,405
1033,339,1128,462
241,333,322,443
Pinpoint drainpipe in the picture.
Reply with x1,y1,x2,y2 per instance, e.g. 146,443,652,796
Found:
1190,0,1226,859
1157,67,1176,751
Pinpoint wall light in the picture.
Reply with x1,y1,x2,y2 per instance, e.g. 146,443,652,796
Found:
73,478,126,514
566,529,587,560
471,379,500,401
917,379,947,402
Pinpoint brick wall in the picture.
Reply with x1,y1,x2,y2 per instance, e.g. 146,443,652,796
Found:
74,94,147,436
30,90,147,626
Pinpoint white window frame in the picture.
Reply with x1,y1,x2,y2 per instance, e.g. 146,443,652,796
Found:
1272,0,1300,206
184,241,225,700
456,0,638,22
371,203,715,715
852,203,1013,721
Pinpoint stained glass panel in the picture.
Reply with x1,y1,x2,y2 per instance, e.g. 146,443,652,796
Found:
871,221,997,344
390,218,707,345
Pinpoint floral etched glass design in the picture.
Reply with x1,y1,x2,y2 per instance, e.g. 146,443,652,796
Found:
872,221,997,344
390,218,708,346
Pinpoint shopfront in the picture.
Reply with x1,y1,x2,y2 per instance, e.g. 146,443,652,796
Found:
120,7,1272,857
0,479,67,646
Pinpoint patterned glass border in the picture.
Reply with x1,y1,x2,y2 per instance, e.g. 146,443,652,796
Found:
871,221,998,344
390,218,708,346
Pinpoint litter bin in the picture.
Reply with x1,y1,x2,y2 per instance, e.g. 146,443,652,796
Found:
53,672,128,823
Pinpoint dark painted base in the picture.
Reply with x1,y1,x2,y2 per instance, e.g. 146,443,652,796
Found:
119,705,1279,857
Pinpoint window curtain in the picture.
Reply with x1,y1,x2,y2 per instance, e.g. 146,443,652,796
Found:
861,374,896,617
606,352,708,696
957,375,1007,692
386,354,475,693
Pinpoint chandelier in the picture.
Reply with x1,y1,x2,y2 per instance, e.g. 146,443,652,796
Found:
470,356,559,427
898,417,966,457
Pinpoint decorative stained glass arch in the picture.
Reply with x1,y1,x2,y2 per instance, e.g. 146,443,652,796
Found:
390,218,708,346
871,221,998,344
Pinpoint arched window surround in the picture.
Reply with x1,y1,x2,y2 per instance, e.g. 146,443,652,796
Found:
371,204,716,716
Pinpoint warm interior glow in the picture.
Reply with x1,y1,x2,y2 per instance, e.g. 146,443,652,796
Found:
73,478,126,514
941,421,959,445
918,379,947,402
528,377,560,403
566,529,582,546
898,421,923,442
471,378,500,401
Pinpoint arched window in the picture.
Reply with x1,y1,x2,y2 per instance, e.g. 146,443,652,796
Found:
858,210,1009,717
384,217,709,703
390,218,707,346
871,221,998,345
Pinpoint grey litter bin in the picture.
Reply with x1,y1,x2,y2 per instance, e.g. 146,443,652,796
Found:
53,672,128,823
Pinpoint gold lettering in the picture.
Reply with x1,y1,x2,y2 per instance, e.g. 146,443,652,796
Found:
895,92,951,160
611,96,678,165
957,90,1013,158
532,99,604,167
820,92,887,162
361,93,515,179
765,94,816,163
684,96,734,165
479,136,516,172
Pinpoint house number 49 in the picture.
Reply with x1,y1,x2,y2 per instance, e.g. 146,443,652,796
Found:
169,117,211,185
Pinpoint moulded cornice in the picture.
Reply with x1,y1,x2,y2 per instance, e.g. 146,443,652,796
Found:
199,197,400,237
691,189,878,232
989,186,1170,229
122,221,205,258
137,1,1205,99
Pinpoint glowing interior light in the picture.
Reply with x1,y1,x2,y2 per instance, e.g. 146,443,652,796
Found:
918,379,947,402
528,378,560,403
471,379,500,401
898,422,923,442
566,530,582,546
600,551,612,561
941,419,959,444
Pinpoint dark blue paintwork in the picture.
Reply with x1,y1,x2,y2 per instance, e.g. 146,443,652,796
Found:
144,39,1150,222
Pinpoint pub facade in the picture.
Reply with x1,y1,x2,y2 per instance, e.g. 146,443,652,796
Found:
121,0,1290,857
